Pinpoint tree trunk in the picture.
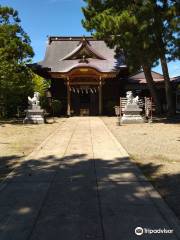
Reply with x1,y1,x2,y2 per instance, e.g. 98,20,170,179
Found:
142,64,162,114
160,55,175,116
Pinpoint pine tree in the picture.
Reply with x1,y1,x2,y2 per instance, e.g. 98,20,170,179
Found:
149,0,179,115
82,0,179,115
0,5,34,116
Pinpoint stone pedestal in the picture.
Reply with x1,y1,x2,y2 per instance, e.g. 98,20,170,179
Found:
121,103,144,124
24,106,44,124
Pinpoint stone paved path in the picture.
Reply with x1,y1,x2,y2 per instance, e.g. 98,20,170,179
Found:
0,117,180,240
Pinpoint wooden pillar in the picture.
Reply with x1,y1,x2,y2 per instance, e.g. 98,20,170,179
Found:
67,77,71,116
99,76,102,115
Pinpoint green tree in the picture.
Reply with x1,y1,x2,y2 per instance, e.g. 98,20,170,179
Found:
82,0,179,115
32,74,50,97
0,5,34,117
82,0,162,113
149,0,179,115
32,73,51,111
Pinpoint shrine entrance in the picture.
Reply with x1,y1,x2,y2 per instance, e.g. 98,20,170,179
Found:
71,86,99,116
51,66,117,116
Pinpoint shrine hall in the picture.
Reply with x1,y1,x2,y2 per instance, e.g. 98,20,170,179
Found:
32,36,180,116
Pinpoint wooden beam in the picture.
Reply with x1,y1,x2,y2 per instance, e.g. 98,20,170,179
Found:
68,82,99,85
50,71,117,79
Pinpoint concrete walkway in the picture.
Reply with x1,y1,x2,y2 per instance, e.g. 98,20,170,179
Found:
0,117,180,240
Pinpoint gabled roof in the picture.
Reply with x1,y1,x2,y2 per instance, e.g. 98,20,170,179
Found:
35,36,126,74
61,37,106,60
128,71,164,83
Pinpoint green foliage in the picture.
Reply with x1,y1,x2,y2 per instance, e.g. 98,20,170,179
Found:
0,5,34,117
0,60,34,116
31,74,51,113
82,0,179,114
82,0,179,67
32,74,51,97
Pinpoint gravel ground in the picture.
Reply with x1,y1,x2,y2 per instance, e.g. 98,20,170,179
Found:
102,117,180,219
0,117,66,180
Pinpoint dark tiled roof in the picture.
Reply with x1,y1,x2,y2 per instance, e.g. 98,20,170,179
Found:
35,37,126,73
171,76,180,83
128,71,164,84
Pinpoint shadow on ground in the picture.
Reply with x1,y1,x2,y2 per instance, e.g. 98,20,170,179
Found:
0,155,21,181
0,153,179,239
136,162,180,220
152,114,180,124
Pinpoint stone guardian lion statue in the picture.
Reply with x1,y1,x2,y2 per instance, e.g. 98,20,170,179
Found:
28,92,40,107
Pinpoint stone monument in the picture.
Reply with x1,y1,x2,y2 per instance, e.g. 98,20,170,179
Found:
24,92,45,124
121,91,144,124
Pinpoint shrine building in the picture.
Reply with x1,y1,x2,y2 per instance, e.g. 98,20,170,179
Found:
32,36,180,115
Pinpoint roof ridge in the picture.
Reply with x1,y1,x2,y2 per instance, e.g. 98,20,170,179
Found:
48,36,103,43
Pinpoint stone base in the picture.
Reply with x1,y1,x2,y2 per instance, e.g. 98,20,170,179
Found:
121,115,144,124
24,109,44,124
120,103,144,124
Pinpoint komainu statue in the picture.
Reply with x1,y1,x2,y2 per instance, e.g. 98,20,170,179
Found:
24,92,44,124
126,91,134,105
121,91,144,124
28,92,40,108
126,91,139,105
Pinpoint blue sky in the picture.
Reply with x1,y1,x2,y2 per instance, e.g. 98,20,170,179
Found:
1,0,180,77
